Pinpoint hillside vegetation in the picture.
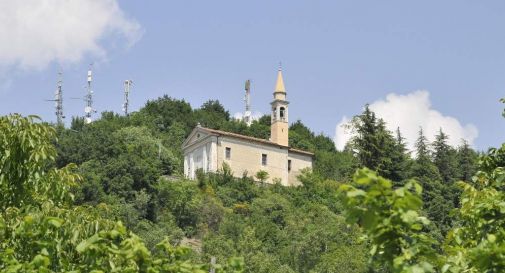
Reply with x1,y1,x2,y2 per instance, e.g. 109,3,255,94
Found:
1,96,503,273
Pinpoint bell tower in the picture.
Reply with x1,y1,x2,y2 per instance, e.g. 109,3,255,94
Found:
270,66,289,146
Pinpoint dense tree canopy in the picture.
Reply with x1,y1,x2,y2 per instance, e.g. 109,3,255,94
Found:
2,95,498,272
0,114,243,272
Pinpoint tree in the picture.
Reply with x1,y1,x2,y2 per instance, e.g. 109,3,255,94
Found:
411,128,451,235
138,95,195,133
314,150,357,182
0,114,77,209
456,139,478,182
156,178,202,236
444,142,505,272
432,129,459,184
339,169,437,273
245,117,270,140
339,100,505,273
0,114,244,272
388,127,411,185
348,105,397,179
412,128,441,182
255,170,269,184
194,100,231,129
415,128,430,161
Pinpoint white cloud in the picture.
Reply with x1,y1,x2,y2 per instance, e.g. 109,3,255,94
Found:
0,0,141,70
334,90,479,152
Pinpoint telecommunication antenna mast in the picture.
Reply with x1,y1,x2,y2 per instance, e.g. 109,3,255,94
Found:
46,70,65,126
123,80,133,115
243,79,252,126
84,65,96,124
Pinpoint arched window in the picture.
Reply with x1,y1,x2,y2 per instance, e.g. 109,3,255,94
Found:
280,107,286,120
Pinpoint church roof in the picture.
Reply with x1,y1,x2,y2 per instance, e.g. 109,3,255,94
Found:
188,126,314,157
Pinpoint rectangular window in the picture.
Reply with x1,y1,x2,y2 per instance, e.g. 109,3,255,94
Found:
288,160,292,172
225,147,231,160
262,154,268,166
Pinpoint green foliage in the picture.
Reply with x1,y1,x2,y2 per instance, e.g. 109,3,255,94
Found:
0,114,244,272
456,139,478,182
138,95,195,133
194,100,231,129
432,129,459,184
156,178,202,236
5,95,488,272
347,105,399,180
289,120,336,153
313,150,357,182
444,143,505,273
0,114,78,209
254,170,269,183
339,169,437,273
340,142,505,273
389,128,411,184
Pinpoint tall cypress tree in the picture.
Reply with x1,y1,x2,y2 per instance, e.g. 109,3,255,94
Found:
411,128,452,235
388,127,410,185
349,105,396,179
412,128,441,192
351,105,382,170
432,129,459,184
412,128,441,182
415,128,430,161
457,139,478,182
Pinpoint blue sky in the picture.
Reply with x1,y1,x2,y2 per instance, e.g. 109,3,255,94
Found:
1,1,504,151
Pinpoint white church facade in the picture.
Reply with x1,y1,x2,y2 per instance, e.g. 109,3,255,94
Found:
182,68,313,186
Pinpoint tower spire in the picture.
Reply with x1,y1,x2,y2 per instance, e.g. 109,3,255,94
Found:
274,65,286,93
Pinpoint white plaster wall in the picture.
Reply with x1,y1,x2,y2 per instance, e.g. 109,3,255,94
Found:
183,136,218,179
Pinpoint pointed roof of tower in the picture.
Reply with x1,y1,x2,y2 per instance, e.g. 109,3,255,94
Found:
275,66,286,93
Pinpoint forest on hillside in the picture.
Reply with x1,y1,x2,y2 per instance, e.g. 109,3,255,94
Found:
1,96,504,273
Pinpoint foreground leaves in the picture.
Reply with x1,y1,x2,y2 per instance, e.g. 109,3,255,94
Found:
0,114,243,272
341,142,505,273
339,169,437,273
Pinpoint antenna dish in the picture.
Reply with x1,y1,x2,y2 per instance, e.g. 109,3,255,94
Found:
85,117,92,124
84,106,92,113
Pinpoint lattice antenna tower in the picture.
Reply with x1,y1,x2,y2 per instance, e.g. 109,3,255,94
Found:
55,71,64,124
46,70,65,126
84,65,96,124
243,79,252,126
123,80,133,115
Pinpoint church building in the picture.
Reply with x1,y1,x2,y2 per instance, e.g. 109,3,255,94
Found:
182,68,314,186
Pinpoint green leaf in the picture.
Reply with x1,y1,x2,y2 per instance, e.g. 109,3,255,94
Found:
47,217,63,228
347,189,366,197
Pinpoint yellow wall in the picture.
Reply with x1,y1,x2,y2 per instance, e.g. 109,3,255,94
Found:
271,121,289,146
217,136,290,185
287,152,313,186
183,129,314,186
